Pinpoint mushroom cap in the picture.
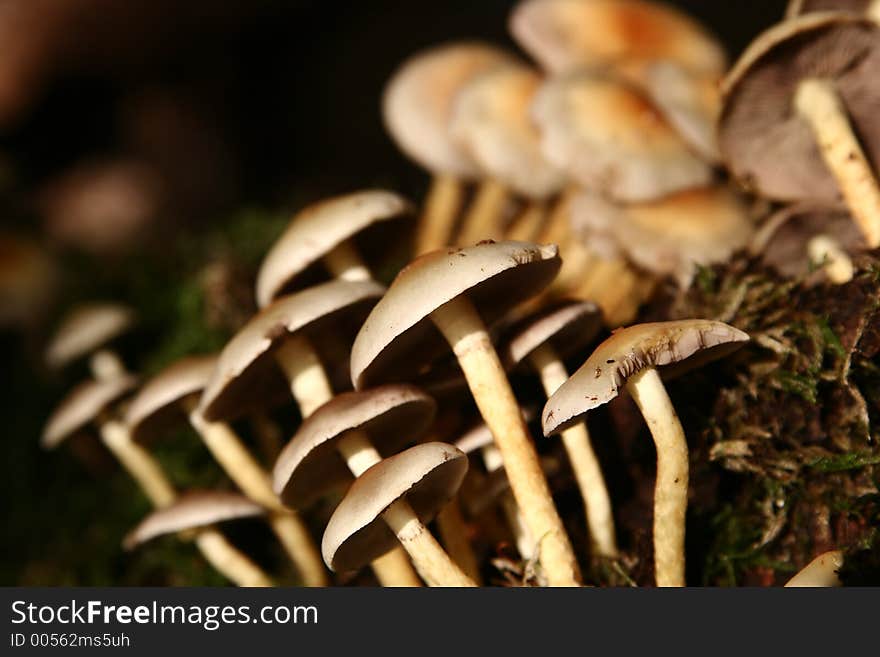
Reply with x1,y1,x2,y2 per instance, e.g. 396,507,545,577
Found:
350,240,561,390
784,549,844,587
122,490,265,550
255,190,413,308
125,354,218,444
542,319,749,435
748,202,865,278
273,384,437,509
786,0,873,18
450,64,565,199
42,374,138,449
199,279,385,422
571,186,754,285
45,302,135,369
321,442,467,572
719,13,880,203
509,0,727,77
382,42,517,177
501,300,603,369
533,70,712,202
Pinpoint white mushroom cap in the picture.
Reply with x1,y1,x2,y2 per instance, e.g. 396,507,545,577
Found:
350,240,561,389
321,442,468,572
122,490,265,550
382,42,517,177
542,319,749,435
42,374,139,449
273,384,437,509
501,300,603,369
255,190,413,308
45,303,135,370
784,550,844,587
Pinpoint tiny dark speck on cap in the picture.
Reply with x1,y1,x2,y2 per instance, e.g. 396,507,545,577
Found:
265,323,288,341
606,359,615,364
476,239,496,246
594,367,602,378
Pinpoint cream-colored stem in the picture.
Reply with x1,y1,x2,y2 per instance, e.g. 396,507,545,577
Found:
90,349,127,382
185,401,328,587
794,78,880,248
506,202,547,242
382,499,477,587
807,234,854,284
416,174,464,254
626,367,688,587
98,420,176,508
481,445,535,559
868,0,880,24
530,344,618,558
324,241,372,282
457,179,509,245
436,499,483,584
784,550,844,587
274,336,423,587
431,296,581,586
194,528,274,587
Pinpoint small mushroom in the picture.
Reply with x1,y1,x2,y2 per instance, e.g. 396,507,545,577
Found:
784,550,844,587
126,354,328,586
45,302,135,381
351,240,581,586
322,442,475,586
719,12,880,247
502,301,616,558
383,42,516,253
542,320,750,585
124,490,274,587
255,190,413,307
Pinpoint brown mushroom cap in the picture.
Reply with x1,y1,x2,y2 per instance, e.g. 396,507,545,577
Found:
533,70,712,202
350,240,561,390
501,300,603,369
450,64,564,199
509,0,726,77
125,354,218,444
786,0,873,18
321,442,467,572
273,384,437,509
45,303,135,370
382,42,517,177
748,202,865,278
255,190,413,308
199,279,385,422
42,374,139,449
571,186,754,285
719,13,880,203
542,320,749,435
122,490,265,550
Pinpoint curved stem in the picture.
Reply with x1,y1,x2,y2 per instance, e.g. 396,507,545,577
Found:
324,241,372,282
416,174,464,253
98,420,176,508
506,202,547,242
194,528,275,587
457,179,510,245
626,367,688,587
431,296,581,586
530,344,617,558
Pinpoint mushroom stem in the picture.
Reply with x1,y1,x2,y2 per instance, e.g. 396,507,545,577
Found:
194,528,275,587
186,404,329,587
324,241,372,282
481,445,535,558
274,335,424,587
625,367,688,587
457,179,509,245
250,411,283,462
416,174,464,253
784,550,844,587
382,498,477,586
807,234,854,284
98,419,176,508
869,0,880,23
794,78,880,248
431,296,581,586
529,343,617,558
90,349,127,382
506,202,547,242
436,499,483,584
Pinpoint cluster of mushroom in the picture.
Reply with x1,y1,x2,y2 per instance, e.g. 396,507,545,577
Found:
40,0,880,588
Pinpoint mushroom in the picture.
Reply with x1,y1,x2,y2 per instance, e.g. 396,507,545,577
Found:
450,63,565,245
351,240,581,586
785,0,878,19
542,320,750,586
124,490,274,587
382,42,516,253
532,70,712,203
126,354,328,586
45,302,135,381
255,190,413,308
322,442,475,586
274,384,473,585
784,550,844,587
502,301,616,558
719,12,880,248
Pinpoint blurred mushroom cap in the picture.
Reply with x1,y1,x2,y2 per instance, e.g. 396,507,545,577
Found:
45,302,136,370
501,300,603,369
